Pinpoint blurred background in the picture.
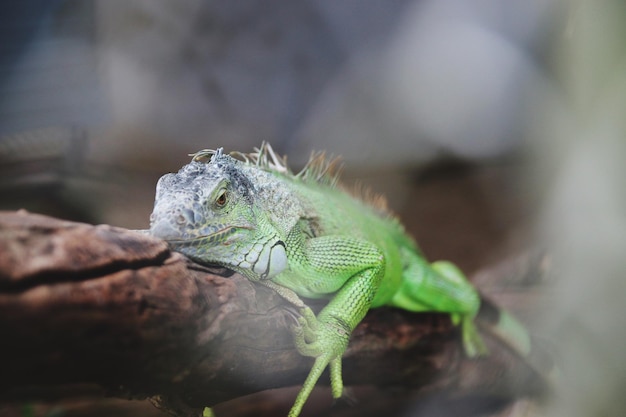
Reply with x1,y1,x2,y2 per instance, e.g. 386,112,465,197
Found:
1,0,626,416
0,0,549,233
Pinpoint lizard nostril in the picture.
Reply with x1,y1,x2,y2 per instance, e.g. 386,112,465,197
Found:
176,214,186,225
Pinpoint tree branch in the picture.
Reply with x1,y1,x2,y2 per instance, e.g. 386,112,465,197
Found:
0,211,545,415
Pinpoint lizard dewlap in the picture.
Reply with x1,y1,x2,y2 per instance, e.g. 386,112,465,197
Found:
149,143,530,417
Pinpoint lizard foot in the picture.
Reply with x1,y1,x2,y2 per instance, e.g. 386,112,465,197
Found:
292,309,349,358
458,314,489,357
291,306,319,344
332,386,357,408
288,309,351,417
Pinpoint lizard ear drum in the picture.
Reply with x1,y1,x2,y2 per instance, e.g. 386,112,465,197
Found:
256,240,288,279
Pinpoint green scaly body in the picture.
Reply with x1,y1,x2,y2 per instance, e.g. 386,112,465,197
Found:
148,143,532,417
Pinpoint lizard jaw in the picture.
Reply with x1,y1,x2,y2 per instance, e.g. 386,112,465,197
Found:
162,225,253,247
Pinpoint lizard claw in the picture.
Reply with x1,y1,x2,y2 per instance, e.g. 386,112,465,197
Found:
461,316,489,357
332,387,357,408
293,315,350,358
292,320,316,351
299,306,319,330
292,307,321,348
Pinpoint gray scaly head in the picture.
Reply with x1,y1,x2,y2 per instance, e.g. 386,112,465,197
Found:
149,148,287,280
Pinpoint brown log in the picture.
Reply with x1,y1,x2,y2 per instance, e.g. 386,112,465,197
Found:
0,211,546,416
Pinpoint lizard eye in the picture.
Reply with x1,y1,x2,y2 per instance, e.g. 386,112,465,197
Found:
215,190,228,208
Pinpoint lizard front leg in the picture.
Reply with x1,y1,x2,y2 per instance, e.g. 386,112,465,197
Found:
265,235,385,417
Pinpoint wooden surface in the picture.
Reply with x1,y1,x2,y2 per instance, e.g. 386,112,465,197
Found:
0,210,548,417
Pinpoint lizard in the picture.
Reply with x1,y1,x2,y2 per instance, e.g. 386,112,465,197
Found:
148,142,536,417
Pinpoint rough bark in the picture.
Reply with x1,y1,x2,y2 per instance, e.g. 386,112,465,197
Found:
0,211,547,416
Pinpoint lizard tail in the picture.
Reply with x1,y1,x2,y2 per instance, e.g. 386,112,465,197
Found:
476,296,560,386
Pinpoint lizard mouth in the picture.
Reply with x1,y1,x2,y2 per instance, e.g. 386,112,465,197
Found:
164,225,252,247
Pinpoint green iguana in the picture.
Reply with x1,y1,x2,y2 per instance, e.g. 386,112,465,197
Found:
148,143,534,417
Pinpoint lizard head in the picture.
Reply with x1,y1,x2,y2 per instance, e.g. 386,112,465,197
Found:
149,148,261,267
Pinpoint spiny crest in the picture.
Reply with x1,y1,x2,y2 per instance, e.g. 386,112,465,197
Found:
192,142,342,187
347,182,392,218
230,141,290,174
233,142,343,186
189,142,393,217
296,149,343,187
190,147,226,163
